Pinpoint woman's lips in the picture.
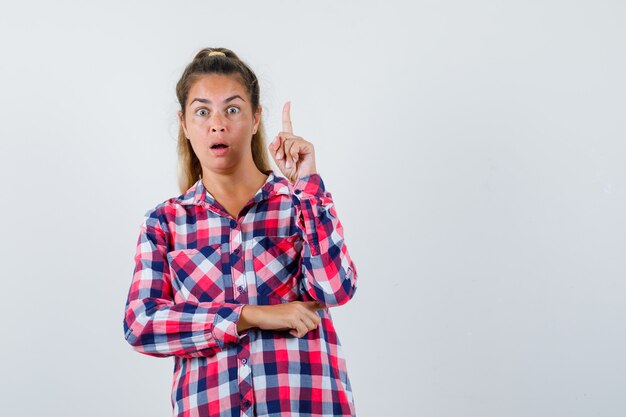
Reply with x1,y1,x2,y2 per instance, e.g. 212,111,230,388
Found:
210,145,229,156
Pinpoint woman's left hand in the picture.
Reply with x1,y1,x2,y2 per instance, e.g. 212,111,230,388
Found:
268,101,317,184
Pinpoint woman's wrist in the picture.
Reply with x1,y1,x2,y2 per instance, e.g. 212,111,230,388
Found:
237,305,259,332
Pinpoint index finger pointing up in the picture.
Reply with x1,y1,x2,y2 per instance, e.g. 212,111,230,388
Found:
282,101,293,134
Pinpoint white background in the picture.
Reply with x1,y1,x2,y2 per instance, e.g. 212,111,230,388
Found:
1,1,625,416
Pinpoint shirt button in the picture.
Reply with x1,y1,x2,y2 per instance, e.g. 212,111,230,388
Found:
237,285,246,293
241,358,247,364
294,189,301,195
234,247,241,254
242,399,251,408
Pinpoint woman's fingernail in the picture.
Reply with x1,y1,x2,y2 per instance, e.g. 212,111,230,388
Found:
286,160,291,169
277,151,283,159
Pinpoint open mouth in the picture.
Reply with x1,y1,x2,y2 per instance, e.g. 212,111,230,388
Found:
211,144,228,149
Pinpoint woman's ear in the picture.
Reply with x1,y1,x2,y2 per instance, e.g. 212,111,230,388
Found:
178,111,189,138
253,105,262,134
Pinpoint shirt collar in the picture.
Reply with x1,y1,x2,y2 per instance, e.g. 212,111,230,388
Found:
177,169,292,208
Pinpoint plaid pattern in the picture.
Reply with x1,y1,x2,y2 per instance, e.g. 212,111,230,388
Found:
123,171,358,417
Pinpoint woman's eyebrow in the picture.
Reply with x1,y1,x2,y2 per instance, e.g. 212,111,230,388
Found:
190,95,245,105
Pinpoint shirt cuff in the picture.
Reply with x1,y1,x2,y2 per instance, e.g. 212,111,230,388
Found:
211,303,248,350
290,174,334,257
291,173,331,200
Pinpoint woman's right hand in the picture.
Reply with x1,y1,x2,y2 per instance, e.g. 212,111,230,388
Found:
238,301,325,338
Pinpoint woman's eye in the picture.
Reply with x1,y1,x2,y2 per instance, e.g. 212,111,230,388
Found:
227,106,240,114
196,109,208,116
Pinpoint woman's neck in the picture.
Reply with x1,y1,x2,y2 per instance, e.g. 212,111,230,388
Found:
201,165,269,201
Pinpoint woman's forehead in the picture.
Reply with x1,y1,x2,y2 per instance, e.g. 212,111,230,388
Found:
190,74,246,95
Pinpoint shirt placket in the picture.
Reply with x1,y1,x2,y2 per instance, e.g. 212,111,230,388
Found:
229,218,254,416
230,218,247,301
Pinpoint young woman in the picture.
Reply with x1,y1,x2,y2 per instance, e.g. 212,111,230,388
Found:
122,47,358,417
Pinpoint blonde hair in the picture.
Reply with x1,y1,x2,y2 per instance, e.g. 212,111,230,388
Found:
175,47,271,193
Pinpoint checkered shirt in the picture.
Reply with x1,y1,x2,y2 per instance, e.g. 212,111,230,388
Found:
123,171,358,417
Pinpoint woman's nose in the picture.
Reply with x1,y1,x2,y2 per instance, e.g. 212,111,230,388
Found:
209,113,226,132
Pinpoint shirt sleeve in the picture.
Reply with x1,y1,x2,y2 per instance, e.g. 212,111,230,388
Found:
122,209,249,358
290,173,358,307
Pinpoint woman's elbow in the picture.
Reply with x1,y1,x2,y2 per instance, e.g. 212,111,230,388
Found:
306,267,357,307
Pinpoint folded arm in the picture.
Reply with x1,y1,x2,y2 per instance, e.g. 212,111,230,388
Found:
122,210,248,358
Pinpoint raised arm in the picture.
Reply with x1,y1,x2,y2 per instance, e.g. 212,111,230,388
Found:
122,210,248,358
268,101,357,307
291,174,358,307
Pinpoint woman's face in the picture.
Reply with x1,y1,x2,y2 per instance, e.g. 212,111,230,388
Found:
179,74,261,174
